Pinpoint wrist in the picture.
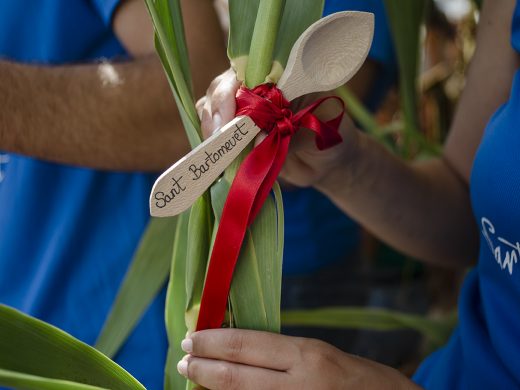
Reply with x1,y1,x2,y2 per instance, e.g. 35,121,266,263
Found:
344,354,422,390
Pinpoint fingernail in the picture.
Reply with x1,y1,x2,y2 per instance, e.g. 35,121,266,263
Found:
213,112,222,132
177,358,188,377
181,338,193,353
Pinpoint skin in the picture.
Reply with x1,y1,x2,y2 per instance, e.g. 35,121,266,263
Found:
178,329,419,390
181,0,519,388
0,0,229,171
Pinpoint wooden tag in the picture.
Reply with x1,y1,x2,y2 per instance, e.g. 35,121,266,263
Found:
150,116,261,217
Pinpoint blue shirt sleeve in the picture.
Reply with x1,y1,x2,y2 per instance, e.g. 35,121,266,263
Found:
90,0,122,26
323,0,395,68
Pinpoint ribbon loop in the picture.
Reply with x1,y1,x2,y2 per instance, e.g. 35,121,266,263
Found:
196,83,345,331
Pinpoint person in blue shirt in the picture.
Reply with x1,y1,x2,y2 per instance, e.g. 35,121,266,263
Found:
0,1,229,388
0,0,393,388
179,0,520,389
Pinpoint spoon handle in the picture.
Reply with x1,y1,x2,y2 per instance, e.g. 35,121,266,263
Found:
150,115,261,217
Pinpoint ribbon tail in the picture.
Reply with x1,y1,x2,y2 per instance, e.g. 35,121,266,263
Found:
295,96,344,150
248,135,291,224
196,134,280,331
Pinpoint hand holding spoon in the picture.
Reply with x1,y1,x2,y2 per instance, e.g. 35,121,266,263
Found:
150,11,374,218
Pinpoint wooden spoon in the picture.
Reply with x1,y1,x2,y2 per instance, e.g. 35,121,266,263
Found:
150,11,374,217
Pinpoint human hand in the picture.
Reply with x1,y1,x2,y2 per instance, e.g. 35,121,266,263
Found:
196,69,362,190
176,329,419,390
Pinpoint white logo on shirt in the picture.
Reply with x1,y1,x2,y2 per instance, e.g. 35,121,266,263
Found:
0,154,9,183
481,217,519,275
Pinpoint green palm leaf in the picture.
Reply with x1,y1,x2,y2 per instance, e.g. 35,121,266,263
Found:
184,195,212,332
95,217,176,359
145,0,201,145
245,0,285,87
228,0,261,80
281,307,456,348
0,305,144,390
383,0,426,154
0,369,106,390
164,212,190,390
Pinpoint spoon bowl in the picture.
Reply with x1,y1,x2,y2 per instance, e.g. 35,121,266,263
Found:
278,11,374,101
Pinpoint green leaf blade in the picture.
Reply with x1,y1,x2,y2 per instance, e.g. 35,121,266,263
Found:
0,369,107,390
228,0,261,80
245,0,285,87
184,195,212,331
281,307,456,348
383,0,426,152
229,230,270,331
164,212,190,390
95,217,176,359
0,305,144,390
145,0,201,145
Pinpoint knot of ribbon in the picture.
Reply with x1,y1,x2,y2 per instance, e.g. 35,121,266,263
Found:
196,83,345,331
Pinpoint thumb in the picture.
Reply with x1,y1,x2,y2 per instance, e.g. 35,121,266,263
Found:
201,68,241,139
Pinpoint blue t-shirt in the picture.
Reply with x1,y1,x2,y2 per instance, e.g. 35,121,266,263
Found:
413,3,520,388
283,0,395,276
0,1,166,388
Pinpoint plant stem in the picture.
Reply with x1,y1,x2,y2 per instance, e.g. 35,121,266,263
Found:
245,0,285,88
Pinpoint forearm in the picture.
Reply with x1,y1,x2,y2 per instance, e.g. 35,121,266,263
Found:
314,0,519,267
0,0,229,172
317,134,478,267
0,57,191,171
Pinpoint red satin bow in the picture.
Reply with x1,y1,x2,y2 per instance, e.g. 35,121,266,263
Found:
196,83,344,331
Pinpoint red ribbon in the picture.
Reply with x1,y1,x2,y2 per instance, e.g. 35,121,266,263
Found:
196,84,344,331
